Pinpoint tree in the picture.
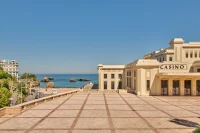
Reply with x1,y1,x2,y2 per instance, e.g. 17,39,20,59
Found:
0,79,9,89
0,67,12,79
20,73,37,81
0,87,12,108
17,82,29,96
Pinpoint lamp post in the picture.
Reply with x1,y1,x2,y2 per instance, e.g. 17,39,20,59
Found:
21,82,22,104
38,85,40,99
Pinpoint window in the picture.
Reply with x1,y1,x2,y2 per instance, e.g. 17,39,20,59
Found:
195,52,197,58
104,74,107,79
127,78,131,88
111,74,115,79
104,81,107,89
134,70,136,77
199,51,200,58
111,81,115,89
186,52,188,58
118,74,122,79
134,79,136,90
190,51,193,58
169,57,172,61
127,71,131,76
147,80,150,91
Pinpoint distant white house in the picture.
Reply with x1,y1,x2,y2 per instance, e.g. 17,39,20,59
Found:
0,60,19,79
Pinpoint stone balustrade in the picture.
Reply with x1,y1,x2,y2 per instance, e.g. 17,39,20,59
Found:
0,89,79,117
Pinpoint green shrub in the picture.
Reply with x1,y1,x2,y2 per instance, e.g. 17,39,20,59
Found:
194,126,200,133
0,67,13,80
0,79,9,89
0,87,12,108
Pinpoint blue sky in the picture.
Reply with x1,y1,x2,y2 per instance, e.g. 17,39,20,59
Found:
0,0,200,74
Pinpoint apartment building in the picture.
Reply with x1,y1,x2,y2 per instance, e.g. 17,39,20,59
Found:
0,60,19,79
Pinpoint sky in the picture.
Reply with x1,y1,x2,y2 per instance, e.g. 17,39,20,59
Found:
0,0,200,74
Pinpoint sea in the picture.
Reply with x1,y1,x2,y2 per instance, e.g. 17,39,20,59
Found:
25,74,98,88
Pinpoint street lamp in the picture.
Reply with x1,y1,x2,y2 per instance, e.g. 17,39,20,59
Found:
20,81,26,104
38,84,40,99
21,82,22,104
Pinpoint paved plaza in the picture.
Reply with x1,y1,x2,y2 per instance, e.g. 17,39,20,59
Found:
0,92,200,133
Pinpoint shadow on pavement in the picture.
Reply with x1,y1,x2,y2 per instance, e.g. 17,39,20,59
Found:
169,119,199,127
91,84,98,89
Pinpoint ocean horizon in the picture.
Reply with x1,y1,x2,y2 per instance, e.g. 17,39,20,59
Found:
20,74,98,88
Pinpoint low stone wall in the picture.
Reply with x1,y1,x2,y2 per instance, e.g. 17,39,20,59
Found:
117,89,128,94
0,108,6,117
0,89,79,117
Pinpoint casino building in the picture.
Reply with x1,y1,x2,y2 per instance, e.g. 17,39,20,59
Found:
97,38,200,96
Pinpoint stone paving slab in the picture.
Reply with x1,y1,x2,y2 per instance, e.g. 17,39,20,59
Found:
0,118,41,129
64,100,84,105
158,129,194,133
87,98,104,101
164,110,200,117
84,104,106,110
80,110,107,117
86,101,105,104
69,97,86,100
30,130,68,133
154,105,183,111
44,99,66,104
58,105,82,109
145,118,193,128
17,110,52,117
168,101,192,106
0,131,26,133
32,104,59,110
1,93,200,133
0,118,9,123
130,105,158,111
72,130,111,133
137,111,170,117
35,118,75,129
108,105,132,111
115,130,155,133
126,101,148,105
123,98,141,101
179,105,200,111
49,110,79,117
148,102,171,106
110,110,138,117
112,118,149,128
107,101,126,104
75,118,110,129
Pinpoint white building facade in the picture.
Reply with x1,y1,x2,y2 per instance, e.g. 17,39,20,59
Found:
0,60,19,79
98,38,200,96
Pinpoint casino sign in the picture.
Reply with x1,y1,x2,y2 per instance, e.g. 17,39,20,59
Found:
160,64,187,70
